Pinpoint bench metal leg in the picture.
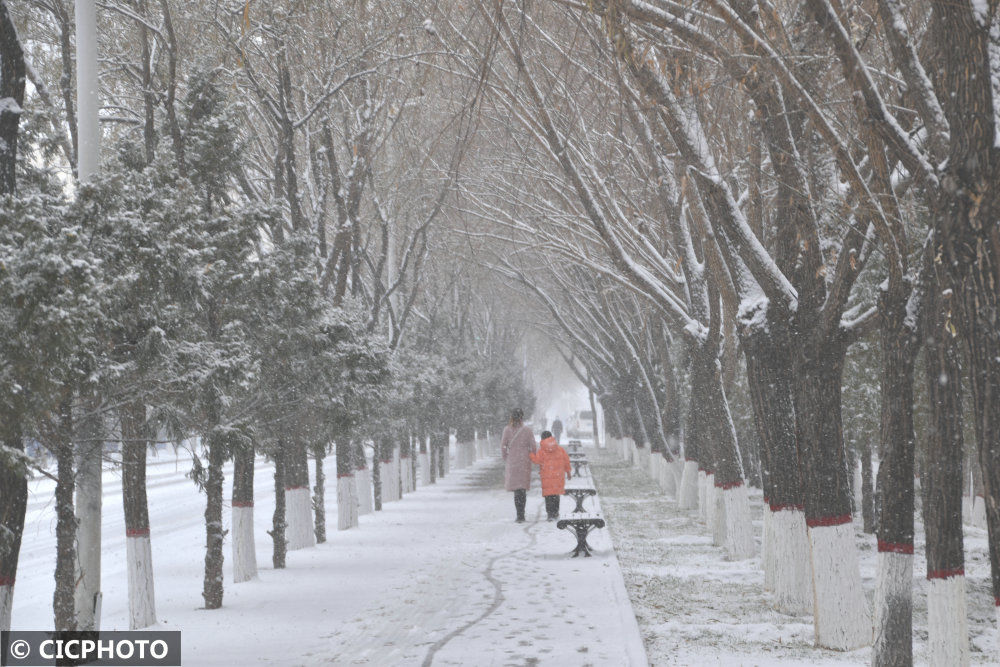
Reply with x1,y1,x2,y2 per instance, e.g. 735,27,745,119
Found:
571,525,594,557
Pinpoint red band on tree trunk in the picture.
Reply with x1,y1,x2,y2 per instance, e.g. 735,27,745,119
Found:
769,502,805,512
714,479,743,490
995,596,1000,607
685,457,697,462
232,500,253,508
927,567,964,580
337,472,354,478
284,485,307,491
400,455,410,459
0,575,14,586
126,527,150,537
805,514,852,528
877,540,914,554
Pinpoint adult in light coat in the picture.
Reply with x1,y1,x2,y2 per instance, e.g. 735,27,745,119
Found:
501,408,537,522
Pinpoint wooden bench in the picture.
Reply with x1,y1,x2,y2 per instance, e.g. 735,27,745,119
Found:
563,487,597,513
556,515,605,557
570,458,589,478
567,439,583,453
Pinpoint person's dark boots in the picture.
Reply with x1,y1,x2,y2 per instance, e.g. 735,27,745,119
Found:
544,494,559,520
514,489,526,522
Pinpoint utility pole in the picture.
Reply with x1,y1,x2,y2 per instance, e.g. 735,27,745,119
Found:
73,0,102,632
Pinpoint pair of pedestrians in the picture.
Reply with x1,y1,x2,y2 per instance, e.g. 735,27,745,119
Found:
500,409,571,522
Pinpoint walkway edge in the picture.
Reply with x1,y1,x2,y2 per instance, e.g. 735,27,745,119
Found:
595,473,650,666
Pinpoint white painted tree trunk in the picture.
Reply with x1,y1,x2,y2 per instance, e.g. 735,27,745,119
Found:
808,522,872,650
762,505,774,591
337,475,359,530
232,505,257,582
710,480,724,546
74,443,102,631
678,460,699,509
125,534,156,629
400,456,412,494
0,582,13,631
874,550,913,662
392,449,402,498
703,472,715,526
697,470,708,520
379,460,395,503
720,484,754,560
356,468,373,515
771,508,812,614
419,452,431,486
285,487,315,550
925,573,969,666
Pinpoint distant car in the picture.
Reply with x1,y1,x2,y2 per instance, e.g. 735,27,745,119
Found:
568,410,594,438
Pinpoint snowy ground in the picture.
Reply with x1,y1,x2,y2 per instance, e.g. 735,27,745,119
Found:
591,448,998,666
12,448,646,666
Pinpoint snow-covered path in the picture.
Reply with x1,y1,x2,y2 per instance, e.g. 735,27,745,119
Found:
12,451,647,666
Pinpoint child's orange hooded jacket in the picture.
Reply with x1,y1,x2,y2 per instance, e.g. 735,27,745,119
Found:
529,437,571,496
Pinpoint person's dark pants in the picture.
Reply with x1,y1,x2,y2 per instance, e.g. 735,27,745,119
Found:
514,489,526,520
545,494,560,519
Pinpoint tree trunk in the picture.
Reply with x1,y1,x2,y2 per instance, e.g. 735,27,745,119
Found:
744,326,810,613
678,377,702,510
690,341,753,561
202,429,227,609
923,268,969,666
929,3,1000,652
372,436,384,511
400,433,413,494
335,439,358,531
270,444,287,570
0,0,26,196
285,439,313,550
312,443,326,543
121,400,156,628
873,288,920,667
588,380,601,448
435,431,447,479
354,440,372,515
0,422,26,631
862,439,876,534
53,393,77,630
793,340,871,650
232,438,257,582
428,432,437,485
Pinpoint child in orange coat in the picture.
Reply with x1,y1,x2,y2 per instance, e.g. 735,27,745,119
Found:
529,431,572,520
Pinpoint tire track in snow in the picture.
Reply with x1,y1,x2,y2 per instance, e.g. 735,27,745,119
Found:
420,504,542,667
